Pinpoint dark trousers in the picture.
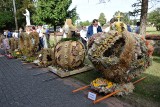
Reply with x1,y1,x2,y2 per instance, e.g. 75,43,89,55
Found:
80,37,87,49
38,37,43,51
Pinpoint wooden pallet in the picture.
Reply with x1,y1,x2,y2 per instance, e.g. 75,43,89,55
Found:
48,65,94,78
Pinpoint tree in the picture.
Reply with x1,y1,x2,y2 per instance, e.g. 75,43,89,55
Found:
130,0,160,35
0,11,14,30
16,0,35,27
79,20,90,26
113,11,131,24
98,13,106,26
0,0,35,30
32,0,78,29
148,8,160,31
140,0,148,36
0,0,14,30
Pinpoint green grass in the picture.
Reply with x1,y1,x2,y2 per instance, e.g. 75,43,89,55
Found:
133,56,160,102
72,70,102,84
146,27,160,35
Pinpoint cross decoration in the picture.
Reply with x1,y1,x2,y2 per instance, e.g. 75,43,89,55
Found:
115,12,123,22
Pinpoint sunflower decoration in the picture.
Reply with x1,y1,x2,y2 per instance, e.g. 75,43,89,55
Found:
11,49,22,58
90,78,115,94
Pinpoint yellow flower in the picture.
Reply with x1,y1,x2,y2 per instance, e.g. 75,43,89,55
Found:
16,52,20,55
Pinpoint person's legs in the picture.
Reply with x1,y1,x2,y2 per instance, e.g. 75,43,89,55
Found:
80,37,87,49
47,34,50,48
37,37,44,51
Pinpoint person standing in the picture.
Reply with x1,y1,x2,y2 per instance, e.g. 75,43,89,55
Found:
127,24,132,32
135,22,140,34
80,26,87,48
7,30,12,38
87,19,102,38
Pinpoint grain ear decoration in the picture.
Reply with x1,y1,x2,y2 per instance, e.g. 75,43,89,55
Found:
29,32,39,51
25,35,33,54
38,48,54,67
88,30,151,83
13,39,18,50
103,31,135,83
19,33,26,50
0,35,3,46
54,40,85,70
9,38,15,51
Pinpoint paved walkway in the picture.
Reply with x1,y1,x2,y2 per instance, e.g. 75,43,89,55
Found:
0,49,108,107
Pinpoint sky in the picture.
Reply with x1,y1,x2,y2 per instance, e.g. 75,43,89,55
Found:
69,0,160,22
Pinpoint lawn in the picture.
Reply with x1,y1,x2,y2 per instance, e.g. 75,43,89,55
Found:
146,27,160,35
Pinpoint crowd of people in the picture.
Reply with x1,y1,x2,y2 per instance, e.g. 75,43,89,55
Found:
1,18,141,54
1,25,50,55
79,19,141,47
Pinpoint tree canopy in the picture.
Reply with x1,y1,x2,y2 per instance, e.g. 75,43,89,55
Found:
79,20,91,26
98,13,106,26
32,0,78,28
0,0,14,30
148,8,160,31
0,0,35,30
113,11,131,25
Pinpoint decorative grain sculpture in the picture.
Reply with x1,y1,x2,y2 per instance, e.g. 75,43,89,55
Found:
37,48,55,67
19,33,26,51
29,32,39,53
9,38,15,51
88,30,152,83
54,39,85,70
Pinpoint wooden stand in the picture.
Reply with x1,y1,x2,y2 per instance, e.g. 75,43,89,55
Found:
48,65,94,78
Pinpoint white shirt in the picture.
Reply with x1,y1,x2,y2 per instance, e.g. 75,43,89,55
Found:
4,31,7,36
104,27,110,32
80,30,87,41
93,26,97,34
36,29,40,33
59,28,63,32
12,32,18,38
39,32,43,38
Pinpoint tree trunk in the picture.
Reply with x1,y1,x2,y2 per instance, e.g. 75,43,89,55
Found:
140,0,148,36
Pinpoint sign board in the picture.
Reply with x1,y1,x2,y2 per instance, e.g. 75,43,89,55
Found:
88,92,97,101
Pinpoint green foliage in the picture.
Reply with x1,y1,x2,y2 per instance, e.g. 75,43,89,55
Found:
0,0,14,29
16,0,36,27
32,0,78,27
148,8,160,31
67,7,79,25
113,11,131,24
98,12,106,26
0,0,35,29
0,11,14,29
79,20,90,26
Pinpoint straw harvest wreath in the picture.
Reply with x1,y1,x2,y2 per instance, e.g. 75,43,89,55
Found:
88,28,153,95
54,38,86,70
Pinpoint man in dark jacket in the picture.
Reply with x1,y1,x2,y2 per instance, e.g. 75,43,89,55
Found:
87,19,102,38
